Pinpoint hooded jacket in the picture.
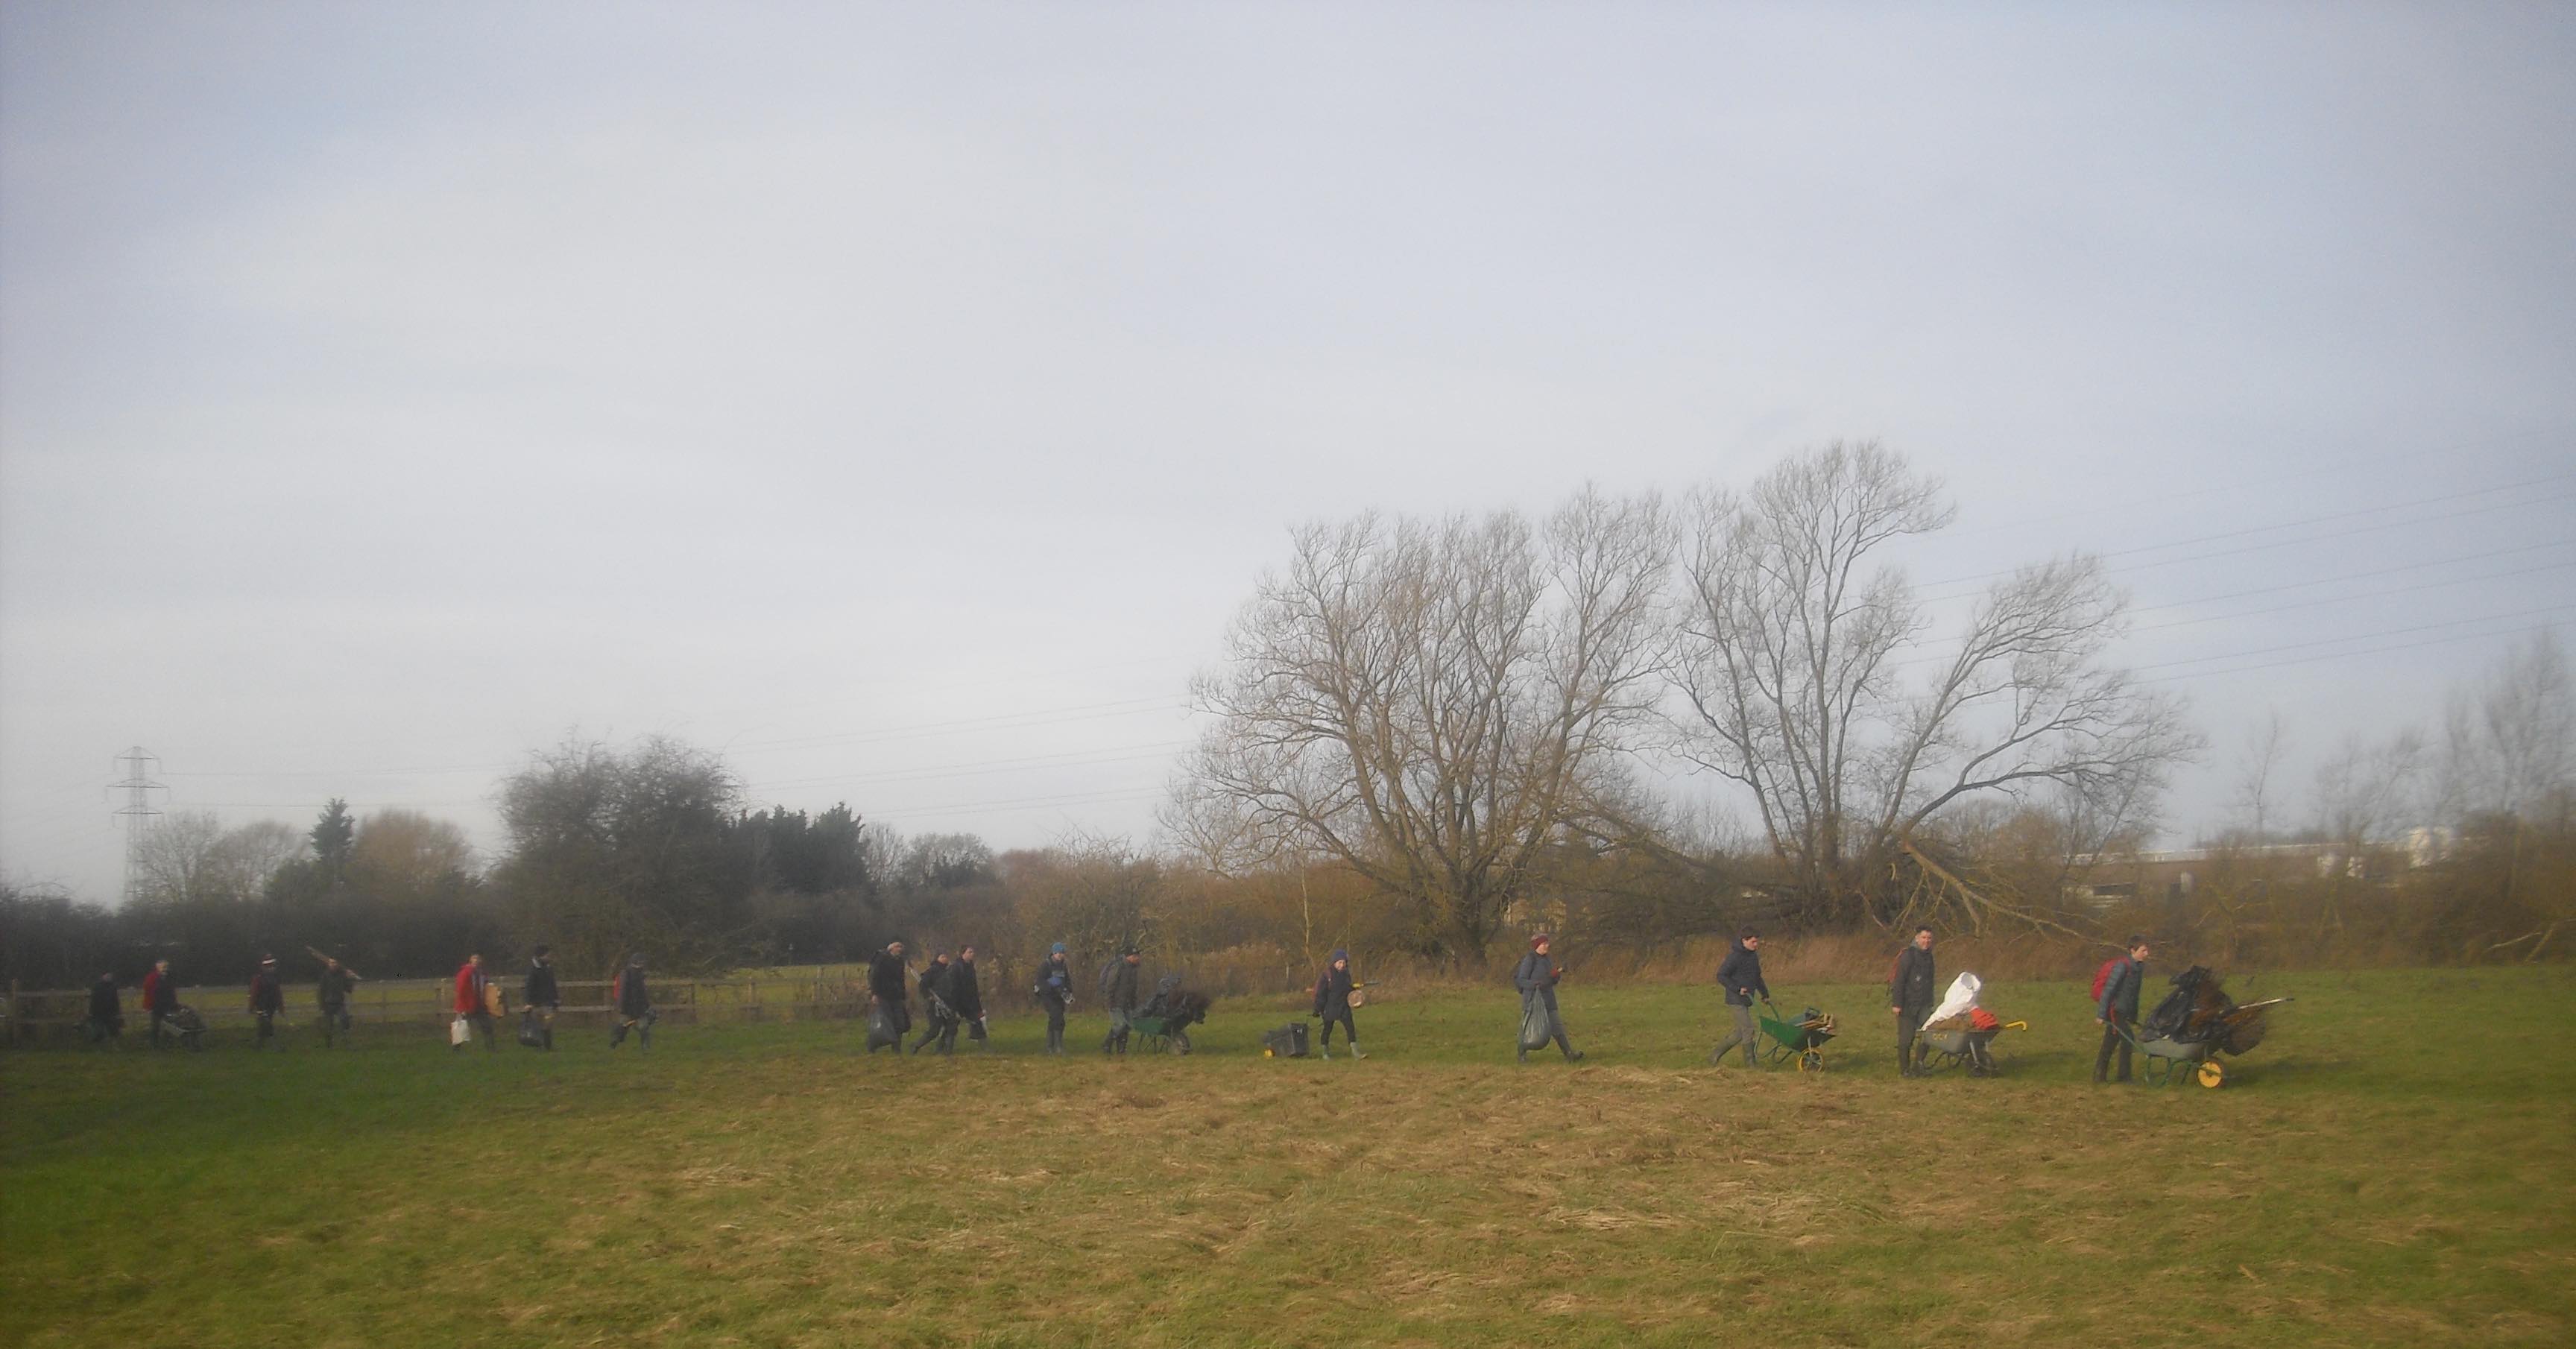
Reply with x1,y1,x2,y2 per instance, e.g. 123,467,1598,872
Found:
453,963,489,1015
89,978,121,1022
1716,943,1769,1008
615,965,651,1017
1891,945,1937,1011
1514,950,1561,1011
523,959,559,1010
317,966,357,1010
1102,958,1141,1014
1313,959,1354,1018
2098,955,2146,1023
249,967,284,1014
1035,954,1072,1008
142,968,175,1013
868,949,909,1003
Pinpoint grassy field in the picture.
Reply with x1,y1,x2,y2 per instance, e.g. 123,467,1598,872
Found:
4,967,2570,1348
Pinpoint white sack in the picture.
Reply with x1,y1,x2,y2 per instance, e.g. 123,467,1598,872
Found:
1921,972,1982,1029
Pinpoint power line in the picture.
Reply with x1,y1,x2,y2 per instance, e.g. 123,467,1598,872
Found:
2124,559,2576,636
2141,619,2566,686
2126,603,2576,674
738,741,1192,796
2123,540,2574,617
1919,481,2574,598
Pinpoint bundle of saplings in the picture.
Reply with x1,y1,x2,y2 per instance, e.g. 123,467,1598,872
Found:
2144,966,2276,1056
1140,975,1211,1029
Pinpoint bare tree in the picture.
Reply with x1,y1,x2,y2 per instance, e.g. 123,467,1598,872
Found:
2312,729,2427,856
2437,628,2574,824
1669,440,2200,926
132,814,303,907
2230,710,2292,844
1179,488,1673,958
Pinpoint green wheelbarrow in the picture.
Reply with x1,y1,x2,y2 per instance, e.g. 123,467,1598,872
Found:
1758,1005,1837,1072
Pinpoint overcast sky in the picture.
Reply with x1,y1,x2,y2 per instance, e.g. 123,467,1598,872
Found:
4,3,2572,903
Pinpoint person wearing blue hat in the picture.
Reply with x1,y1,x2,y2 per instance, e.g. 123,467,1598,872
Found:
1032,942,1074,1054
1311,949,1364,1060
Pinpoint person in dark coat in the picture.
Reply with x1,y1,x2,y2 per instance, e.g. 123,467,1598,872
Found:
2094,935,2151,1084
315,956,360,1049
951,946,988,1050
1033,943,1073,1055
86,973,124,1043
1705,929,1771,1067
1100,949,1142,1055
868,941,911,1052
610,953,654,1049
522,946,560,1050
910,952,958,1055
1514,934,1582,1064
1891,926,1938,1078
142,958,177,1049
248,955,285,1050
1311,950,1364,1060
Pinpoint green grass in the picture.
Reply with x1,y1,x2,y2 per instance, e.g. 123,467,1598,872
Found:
4,967,2571,1348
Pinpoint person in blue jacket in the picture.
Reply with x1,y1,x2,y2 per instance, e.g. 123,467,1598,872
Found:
1513,933,1582,1064
2094,935,2150,1084
1707,929,1772,1067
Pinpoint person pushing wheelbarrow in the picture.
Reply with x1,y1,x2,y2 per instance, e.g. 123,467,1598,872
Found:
1707,927,1772,1068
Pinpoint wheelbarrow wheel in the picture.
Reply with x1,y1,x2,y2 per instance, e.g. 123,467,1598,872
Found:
2196,1059,2224,1089
1799,1049,1824,1072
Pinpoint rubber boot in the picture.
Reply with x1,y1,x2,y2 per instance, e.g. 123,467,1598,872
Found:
610,1021,629,1049
541,1026,555,1051
1351,1041,1366,1060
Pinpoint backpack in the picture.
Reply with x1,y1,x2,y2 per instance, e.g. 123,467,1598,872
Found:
1099,958,1122,997
2091,957,2127,1006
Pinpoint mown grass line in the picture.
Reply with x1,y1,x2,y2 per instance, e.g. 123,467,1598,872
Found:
4,968,2570,1348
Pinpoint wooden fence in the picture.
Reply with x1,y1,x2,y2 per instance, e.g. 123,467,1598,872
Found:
2,971,886,1044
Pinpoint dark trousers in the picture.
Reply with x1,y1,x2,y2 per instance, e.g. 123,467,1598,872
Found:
1103,1008,1132,1054
1044,1002,1067,1052
1896,1005,1932,1073
1318,1010,1357,1047
150,1009,171,1048
2095,1020,2133,1081
455,1011,497,1051
1708,1002,1759,1066
254,1011,277,1049
319,1005,352,1047
912,1013,956,1054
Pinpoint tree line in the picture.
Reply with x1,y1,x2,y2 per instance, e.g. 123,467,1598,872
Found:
4,443,2567,991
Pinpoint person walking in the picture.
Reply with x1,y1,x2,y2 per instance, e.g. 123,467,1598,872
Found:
315,956,360,1049
951,946,988,1051
909,952,959,1055
868,941,911,1053
142,958,177,1049
86,971,124,1045
1033,943,1073,1054
1891,926,1938,1078
452,953,498,1052
1099,948,1142,1056
609,953,655,1049
1311,950,1364,1060
249,955,285,1051
1514,934,1582,1064
1707,929,1771,1068
522,946,560,1050
2094,935,2151,1084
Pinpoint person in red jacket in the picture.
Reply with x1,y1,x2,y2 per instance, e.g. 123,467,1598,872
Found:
452,953,497,1052
142,958,177,1049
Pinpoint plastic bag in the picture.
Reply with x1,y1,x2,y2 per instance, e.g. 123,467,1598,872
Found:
1920,972,1982,1029
1518,994,1553,1051
449,1016,471,1046
865,1005,901,1052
